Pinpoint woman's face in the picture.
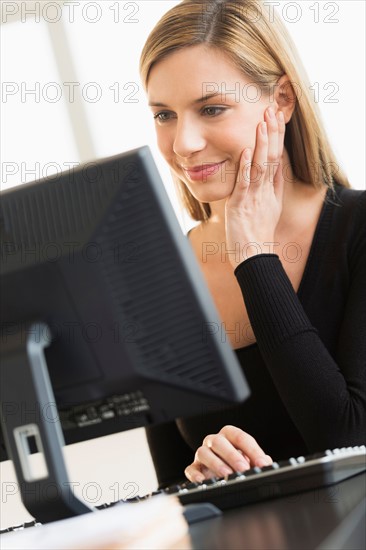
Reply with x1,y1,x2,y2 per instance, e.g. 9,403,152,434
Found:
147,44,274,204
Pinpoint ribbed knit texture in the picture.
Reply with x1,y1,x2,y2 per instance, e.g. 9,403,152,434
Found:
234,254,316,354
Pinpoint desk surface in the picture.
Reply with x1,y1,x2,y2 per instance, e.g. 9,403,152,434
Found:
2,473,365,549
188,472,366,550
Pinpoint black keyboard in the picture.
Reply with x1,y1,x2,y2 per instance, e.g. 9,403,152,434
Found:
2,446,365,533
163,446,366,511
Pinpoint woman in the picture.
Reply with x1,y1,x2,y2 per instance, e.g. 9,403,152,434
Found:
139,0,365,486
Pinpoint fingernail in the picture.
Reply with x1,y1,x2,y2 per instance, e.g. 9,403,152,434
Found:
267,107,275,119
235,460,249,472
261,122,267,135
219,466,233,477
278,111,285,122
257,456,272,467
195,474,205,483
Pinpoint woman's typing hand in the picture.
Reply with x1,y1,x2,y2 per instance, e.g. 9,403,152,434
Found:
184,425,272,482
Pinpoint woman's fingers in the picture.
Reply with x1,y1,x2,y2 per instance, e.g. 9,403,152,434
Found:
184,426,273,482
273,111,286,201
184,461,216,483
220,425,272,467
264,107,280,185
228,118,268,209
195,443,234,479
277,110,286,159
202,433,251,474
251,120,268,189
228,148,252,208
229,106,284,208
224,106,287,266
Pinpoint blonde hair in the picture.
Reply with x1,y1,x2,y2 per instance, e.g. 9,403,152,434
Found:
140,0,350,221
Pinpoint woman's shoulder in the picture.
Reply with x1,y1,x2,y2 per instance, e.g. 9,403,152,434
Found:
328,182,366,256
329,182,366,210
323,182,365,231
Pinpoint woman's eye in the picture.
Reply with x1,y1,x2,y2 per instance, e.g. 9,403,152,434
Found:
202,106,225,117
153,106,226,123
153,111,174,123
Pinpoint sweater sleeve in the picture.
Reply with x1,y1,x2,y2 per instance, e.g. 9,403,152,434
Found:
145,421,195,488
233,194,366,451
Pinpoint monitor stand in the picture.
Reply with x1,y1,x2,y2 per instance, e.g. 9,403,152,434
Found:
0,322,94,523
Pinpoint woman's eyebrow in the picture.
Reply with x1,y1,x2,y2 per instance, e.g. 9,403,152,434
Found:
148,92,223,107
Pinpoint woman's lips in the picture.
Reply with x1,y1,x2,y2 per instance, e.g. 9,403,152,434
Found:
182,161,226,181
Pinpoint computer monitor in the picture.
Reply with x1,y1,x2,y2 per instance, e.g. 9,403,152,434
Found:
0,146,250,523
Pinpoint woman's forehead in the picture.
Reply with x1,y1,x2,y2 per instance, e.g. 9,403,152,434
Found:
147,45,251,103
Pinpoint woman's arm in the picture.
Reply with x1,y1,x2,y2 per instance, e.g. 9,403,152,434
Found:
185,190,365,483
145,421,194,488
234,191,366,450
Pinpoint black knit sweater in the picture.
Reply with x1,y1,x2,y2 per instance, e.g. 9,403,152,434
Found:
146,183,366,488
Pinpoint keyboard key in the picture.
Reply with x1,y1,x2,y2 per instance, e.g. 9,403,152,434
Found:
164,485,181,495
227,472,245,481
4,446,365,530
261,465,277,472
179,481,199,490
243,467,262,477
24,521,37,528
205,477,219,485
303,452,327,461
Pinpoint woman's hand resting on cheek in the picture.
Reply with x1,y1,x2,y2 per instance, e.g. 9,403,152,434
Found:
225,107,286,269
184,425,272,482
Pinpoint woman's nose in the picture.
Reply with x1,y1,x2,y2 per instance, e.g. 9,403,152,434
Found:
173,117,206,158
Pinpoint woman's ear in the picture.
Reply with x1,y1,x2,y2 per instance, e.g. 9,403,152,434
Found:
273,74,298,123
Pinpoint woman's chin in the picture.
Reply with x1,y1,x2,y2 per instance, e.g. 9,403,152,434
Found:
189,188,235,204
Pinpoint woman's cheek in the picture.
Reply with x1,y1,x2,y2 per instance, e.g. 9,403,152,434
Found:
155,131,169,159
154,124,175,155
223,107,265,150
223,124,256,153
